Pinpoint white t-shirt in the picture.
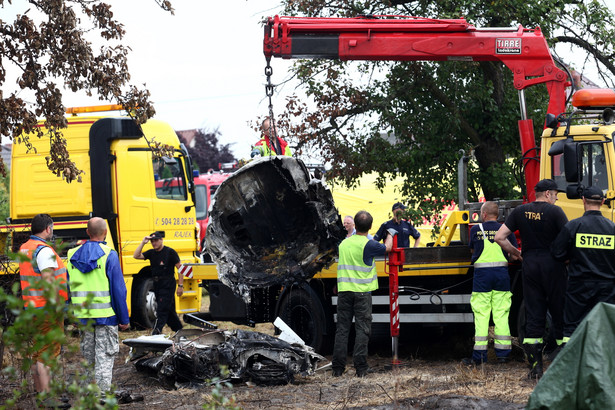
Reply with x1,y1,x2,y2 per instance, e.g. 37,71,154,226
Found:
36,246,58,272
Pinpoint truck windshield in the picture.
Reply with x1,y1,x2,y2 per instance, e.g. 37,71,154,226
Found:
154,157,187,200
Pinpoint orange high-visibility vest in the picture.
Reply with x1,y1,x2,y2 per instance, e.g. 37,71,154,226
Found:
19,238,68,308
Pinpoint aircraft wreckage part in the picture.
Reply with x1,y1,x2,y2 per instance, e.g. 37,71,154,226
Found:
183,312,218,330
126,328,325,388
206,156,345,299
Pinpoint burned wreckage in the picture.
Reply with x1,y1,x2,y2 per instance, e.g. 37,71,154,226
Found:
206,156,345,299
124,325,325,388
125,157,343,387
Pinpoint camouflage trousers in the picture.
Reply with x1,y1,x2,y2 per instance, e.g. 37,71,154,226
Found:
80,325,119,393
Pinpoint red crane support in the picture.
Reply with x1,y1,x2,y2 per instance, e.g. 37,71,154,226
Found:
264,15,569,201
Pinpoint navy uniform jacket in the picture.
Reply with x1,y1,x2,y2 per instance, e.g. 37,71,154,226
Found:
374,219,420,248
551,210,615,279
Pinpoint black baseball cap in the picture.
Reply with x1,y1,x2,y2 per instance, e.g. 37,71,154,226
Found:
582,186,604,200
150,231,165,239
392,202,407,211
534,179,558,192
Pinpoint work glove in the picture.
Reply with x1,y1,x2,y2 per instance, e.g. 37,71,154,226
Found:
250,148,261,158
387,228,398,236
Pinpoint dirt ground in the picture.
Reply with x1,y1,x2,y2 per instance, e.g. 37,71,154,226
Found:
1,322,542,409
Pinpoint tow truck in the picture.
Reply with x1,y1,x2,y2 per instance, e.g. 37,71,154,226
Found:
194,15,613,353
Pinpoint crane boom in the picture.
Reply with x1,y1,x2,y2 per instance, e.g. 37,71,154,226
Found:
264,15,569,200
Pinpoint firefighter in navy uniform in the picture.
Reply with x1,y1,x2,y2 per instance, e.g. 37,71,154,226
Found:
551,186,615,346
495,179,568,379
462,201,518,365
373,202,421,248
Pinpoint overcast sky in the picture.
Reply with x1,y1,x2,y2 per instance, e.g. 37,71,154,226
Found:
94,0,293,159
2,1,613,160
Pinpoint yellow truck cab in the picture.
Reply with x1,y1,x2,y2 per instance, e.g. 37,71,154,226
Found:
541,88,615,221
0,105,201,328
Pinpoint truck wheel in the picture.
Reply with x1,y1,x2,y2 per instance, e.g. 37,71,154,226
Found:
131,277,157,330
277,287,326,353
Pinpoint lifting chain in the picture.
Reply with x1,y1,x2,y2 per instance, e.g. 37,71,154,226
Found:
264,57,282,156
264,57,295,190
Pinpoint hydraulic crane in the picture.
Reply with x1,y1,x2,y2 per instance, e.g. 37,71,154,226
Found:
264,15,569,201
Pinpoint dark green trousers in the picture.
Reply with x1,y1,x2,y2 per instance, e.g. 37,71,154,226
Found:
332,291,372,373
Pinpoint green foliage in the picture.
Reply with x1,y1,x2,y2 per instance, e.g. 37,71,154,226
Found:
202,366,239,410
274,0,615,227
0,170,9,225
0,248,118,409
177,129,237,171
0,2,174,181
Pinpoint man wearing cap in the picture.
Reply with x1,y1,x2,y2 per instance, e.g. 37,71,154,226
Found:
373,202,421,248
551,186,615,346
495,179,568,379
133,231,184,334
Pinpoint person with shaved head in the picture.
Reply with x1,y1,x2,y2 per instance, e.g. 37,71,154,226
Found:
67,217,129,393
462,201,518,367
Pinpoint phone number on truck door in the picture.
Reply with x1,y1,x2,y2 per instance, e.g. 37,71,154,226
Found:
156,217,195,226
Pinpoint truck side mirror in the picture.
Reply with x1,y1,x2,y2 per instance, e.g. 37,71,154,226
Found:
545,113,559,129
563,142,580,183
565,184,583,200
548,139,565,156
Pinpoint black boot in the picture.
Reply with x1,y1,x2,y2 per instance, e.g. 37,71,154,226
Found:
523,343,543,379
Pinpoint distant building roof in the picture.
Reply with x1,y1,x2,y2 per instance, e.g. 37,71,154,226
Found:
176,129,198,148
571,69,601,90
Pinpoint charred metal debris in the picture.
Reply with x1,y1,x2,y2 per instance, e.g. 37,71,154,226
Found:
205,156,345,300
123,327,325,388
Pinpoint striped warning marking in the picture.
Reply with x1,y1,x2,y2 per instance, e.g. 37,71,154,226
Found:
178,264,193,278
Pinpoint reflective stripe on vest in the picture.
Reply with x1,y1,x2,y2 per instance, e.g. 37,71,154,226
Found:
256,137,292,157
474,224,508,268
19,238,68,308
337,235,378,292
67,244,115,319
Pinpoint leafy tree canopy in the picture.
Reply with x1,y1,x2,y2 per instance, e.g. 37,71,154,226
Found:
179,129,237,172
273,0,615,225
0,0,173,182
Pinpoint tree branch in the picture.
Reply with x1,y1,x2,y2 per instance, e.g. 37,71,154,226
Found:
555,35,615,78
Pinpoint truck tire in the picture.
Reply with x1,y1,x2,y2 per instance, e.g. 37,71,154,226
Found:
131,277,157,330
277,286,327,353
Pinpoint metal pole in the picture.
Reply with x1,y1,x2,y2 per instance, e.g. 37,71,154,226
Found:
458,149,470,244
518,89,528,121
388,235,401,368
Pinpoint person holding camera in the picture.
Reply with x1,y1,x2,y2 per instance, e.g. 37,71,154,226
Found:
133,231,183,335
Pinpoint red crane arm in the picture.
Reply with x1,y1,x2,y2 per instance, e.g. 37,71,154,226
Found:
264,15,570,199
